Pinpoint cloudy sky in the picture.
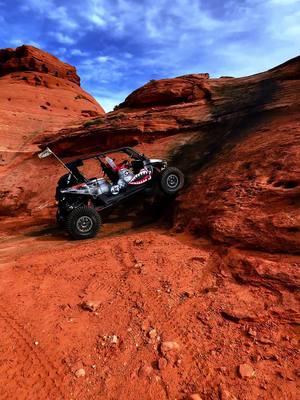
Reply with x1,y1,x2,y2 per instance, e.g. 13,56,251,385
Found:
0,0,299,111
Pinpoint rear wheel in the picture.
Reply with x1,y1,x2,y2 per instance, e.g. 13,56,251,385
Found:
66,206,101,240
160,167,184,195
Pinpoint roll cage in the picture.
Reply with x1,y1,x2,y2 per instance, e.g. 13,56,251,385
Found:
64,147,148,183
67,147,147,165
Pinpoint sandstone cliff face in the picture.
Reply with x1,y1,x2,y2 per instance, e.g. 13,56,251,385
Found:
0,45,104,158
41,56,300,255
0,45,105,215
0,45,80,84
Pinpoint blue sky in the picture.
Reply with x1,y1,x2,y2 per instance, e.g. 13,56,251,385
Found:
0,0,299,111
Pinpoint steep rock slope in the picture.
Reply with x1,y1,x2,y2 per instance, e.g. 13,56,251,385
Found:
0,45,104,162
42,56,300,254
0,45,104,214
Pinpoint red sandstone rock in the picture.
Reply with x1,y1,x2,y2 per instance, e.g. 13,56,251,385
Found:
238,363,255,379
0,45,104,215
117,73,210,108
0,45,80,84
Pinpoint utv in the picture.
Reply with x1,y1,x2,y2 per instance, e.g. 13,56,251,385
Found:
38,146,184,240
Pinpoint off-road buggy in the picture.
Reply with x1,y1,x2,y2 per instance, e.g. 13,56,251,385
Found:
39,146,184,239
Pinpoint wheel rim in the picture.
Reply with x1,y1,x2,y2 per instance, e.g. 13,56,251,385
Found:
166,174,179,189
76,215,93,233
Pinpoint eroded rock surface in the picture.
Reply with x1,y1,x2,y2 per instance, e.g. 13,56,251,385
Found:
0,45,104,215
0,45,80,84
41,56,300,253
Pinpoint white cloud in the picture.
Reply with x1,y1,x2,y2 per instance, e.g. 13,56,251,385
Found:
50,32,75,45
95,91,129,112
55,47,67,56
9,38,23,47
70,49,89,57
48,6,78,30
20,0,53,13
96,96,119,112
269,0,300,4
96,55,111,63
21,1,78,31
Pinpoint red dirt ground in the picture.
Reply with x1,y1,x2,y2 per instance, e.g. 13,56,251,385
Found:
0,217,298,400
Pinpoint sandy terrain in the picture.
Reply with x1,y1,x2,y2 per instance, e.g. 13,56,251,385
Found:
0,217,298,400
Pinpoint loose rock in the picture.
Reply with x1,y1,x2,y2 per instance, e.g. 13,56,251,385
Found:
160,341,180,355
188,394,203,400
138,364,153,378
134,239,143,245
148,328,158,340
158,357,168,370
238,363,255,379
75,368,86,378
80,300,101,312
247,328,257,338
111,335,119,344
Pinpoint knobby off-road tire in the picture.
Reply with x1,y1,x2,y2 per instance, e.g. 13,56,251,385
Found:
160,167,184,195
66,206,101,240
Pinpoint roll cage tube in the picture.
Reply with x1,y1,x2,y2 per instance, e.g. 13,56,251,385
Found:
76,147,147,162
66,147,149,178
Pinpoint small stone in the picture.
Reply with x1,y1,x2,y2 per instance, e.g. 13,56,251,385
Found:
111,335,119,344
181,289,194,298
220,269,230,278
257,337,273,345
160,341,180,355
248,328,257,338
176,358,182,367
238,363,255,379
251,354,261,363
34,341,39,346
148,328,158,340
158,357,168,370
134,262,143,269
260,383,267,390
134,239,143,245
188,394,203,400
75,368,86,378
91,364,96,369
81,300,101,312
138,364,153,377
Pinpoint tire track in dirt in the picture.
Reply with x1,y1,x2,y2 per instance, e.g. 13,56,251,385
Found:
104,237,212,398
113,240,216,396
0,303,66,400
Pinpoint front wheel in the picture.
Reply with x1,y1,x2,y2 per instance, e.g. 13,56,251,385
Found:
66,206,101,240
160,167,184,195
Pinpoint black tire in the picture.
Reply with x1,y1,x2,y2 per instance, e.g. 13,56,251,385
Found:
160,167,184,195
66,206,101,240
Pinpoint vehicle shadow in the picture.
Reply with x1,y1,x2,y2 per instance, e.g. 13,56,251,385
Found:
24,193,176,241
